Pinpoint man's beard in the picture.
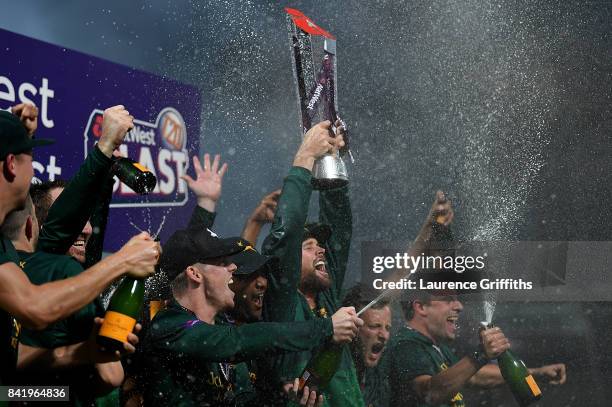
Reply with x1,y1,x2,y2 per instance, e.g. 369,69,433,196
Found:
300,271,331,293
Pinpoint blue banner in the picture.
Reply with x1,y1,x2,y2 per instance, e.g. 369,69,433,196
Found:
0,28,201,250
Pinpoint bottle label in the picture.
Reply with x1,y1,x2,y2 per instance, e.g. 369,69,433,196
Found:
525,374,542,396
149,300,164,320
132,162,151,173
98,311,136,343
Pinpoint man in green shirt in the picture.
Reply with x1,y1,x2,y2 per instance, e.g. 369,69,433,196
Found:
141,225,362,406
0,104,160,389
260,120,363,407
384,192,567,407
8,105,156,405
341,284,392,407
388,290,567,407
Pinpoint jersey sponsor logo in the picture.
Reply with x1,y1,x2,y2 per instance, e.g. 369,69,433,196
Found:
181,319,203,329
84,108,190,208
207,371,224,389
10,317,20,350
439,362,464,406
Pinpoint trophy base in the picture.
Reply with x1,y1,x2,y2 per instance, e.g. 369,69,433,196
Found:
311,155,349,190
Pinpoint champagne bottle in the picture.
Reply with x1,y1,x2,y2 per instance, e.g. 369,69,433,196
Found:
480,323,542,406
97,277,145,351
498,349,542,407
112,157,157,194
298,344,343,393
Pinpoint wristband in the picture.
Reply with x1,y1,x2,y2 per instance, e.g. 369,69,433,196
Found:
471,346,489,368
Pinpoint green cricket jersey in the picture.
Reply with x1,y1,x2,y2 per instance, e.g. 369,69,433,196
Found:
140,299,334,406
0,235,21,388
261,166,363,407
17,250,101,347
37,144,112,255
387,326,465,407
14,250,105,407
14,143,114,406
361,359,390,407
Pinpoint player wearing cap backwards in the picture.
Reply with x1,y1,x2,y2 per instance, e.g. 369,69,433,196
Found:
258,120,363,407
140,226,362,406
0,105,160,390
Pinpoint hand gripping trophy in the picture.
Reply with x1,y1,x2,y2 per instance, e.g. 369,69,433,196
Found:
285,8,354,189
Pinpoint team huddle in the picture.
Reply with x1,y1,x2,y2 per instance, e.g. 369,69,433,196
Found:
0,104,566,407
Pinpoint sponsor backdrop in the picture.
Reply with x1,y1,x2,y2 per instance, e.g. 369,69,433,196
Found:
0,28,201,251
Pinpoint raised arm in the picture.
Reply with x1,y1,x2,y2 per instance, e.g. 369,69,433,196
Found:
319,184,352,297
38,105,134,254
84,174,114,268
317,120,350,296
181,153,227,228
241,189,280,246
261,121,338,322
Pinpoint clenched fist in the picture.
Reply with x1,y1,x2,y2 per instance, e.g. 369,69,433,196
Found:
98,105,135,157
331,306,363,344
11,103,38,136
118,232,161,279
293,121,344,171
480,327,511,359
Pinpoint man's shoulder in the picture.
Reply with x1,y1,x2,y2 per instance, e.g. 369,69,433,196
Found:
148,303,214,339
387,327,433,356
390,326,424,345
20,251,83,283
0,235,19,265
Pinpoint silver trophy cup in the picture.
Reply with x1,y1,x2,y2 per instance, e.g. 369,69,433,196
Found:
312,153,348,190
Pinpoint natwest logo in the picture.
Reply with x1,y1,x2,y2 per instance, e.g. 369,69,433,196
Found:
84,108,190,208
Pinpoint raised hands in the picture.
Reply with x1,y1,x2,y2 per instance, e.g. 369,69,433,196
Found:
249,189,280,224
11,103,38,136
98,105,135,157
181,153,228,212
294,120,345,171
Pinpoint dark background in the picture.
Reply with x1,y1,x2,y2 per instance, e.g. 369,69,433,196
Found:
2,1,610,405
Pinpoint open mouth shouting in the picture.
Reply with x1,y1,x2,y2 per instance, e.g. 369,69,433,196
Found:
69,235,89,263
250,292,264,308
365,341,386,366
314,259,328,276
446,315,459,334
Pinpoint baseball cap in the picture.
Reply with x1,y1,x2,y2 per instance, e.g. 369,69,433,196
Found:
0,110,54,159
230,246,279,276
303,222,332,245
159,228,248,281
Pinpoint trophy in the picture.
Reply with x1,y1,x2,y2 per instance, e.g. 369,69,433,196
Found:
285,8,354,190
